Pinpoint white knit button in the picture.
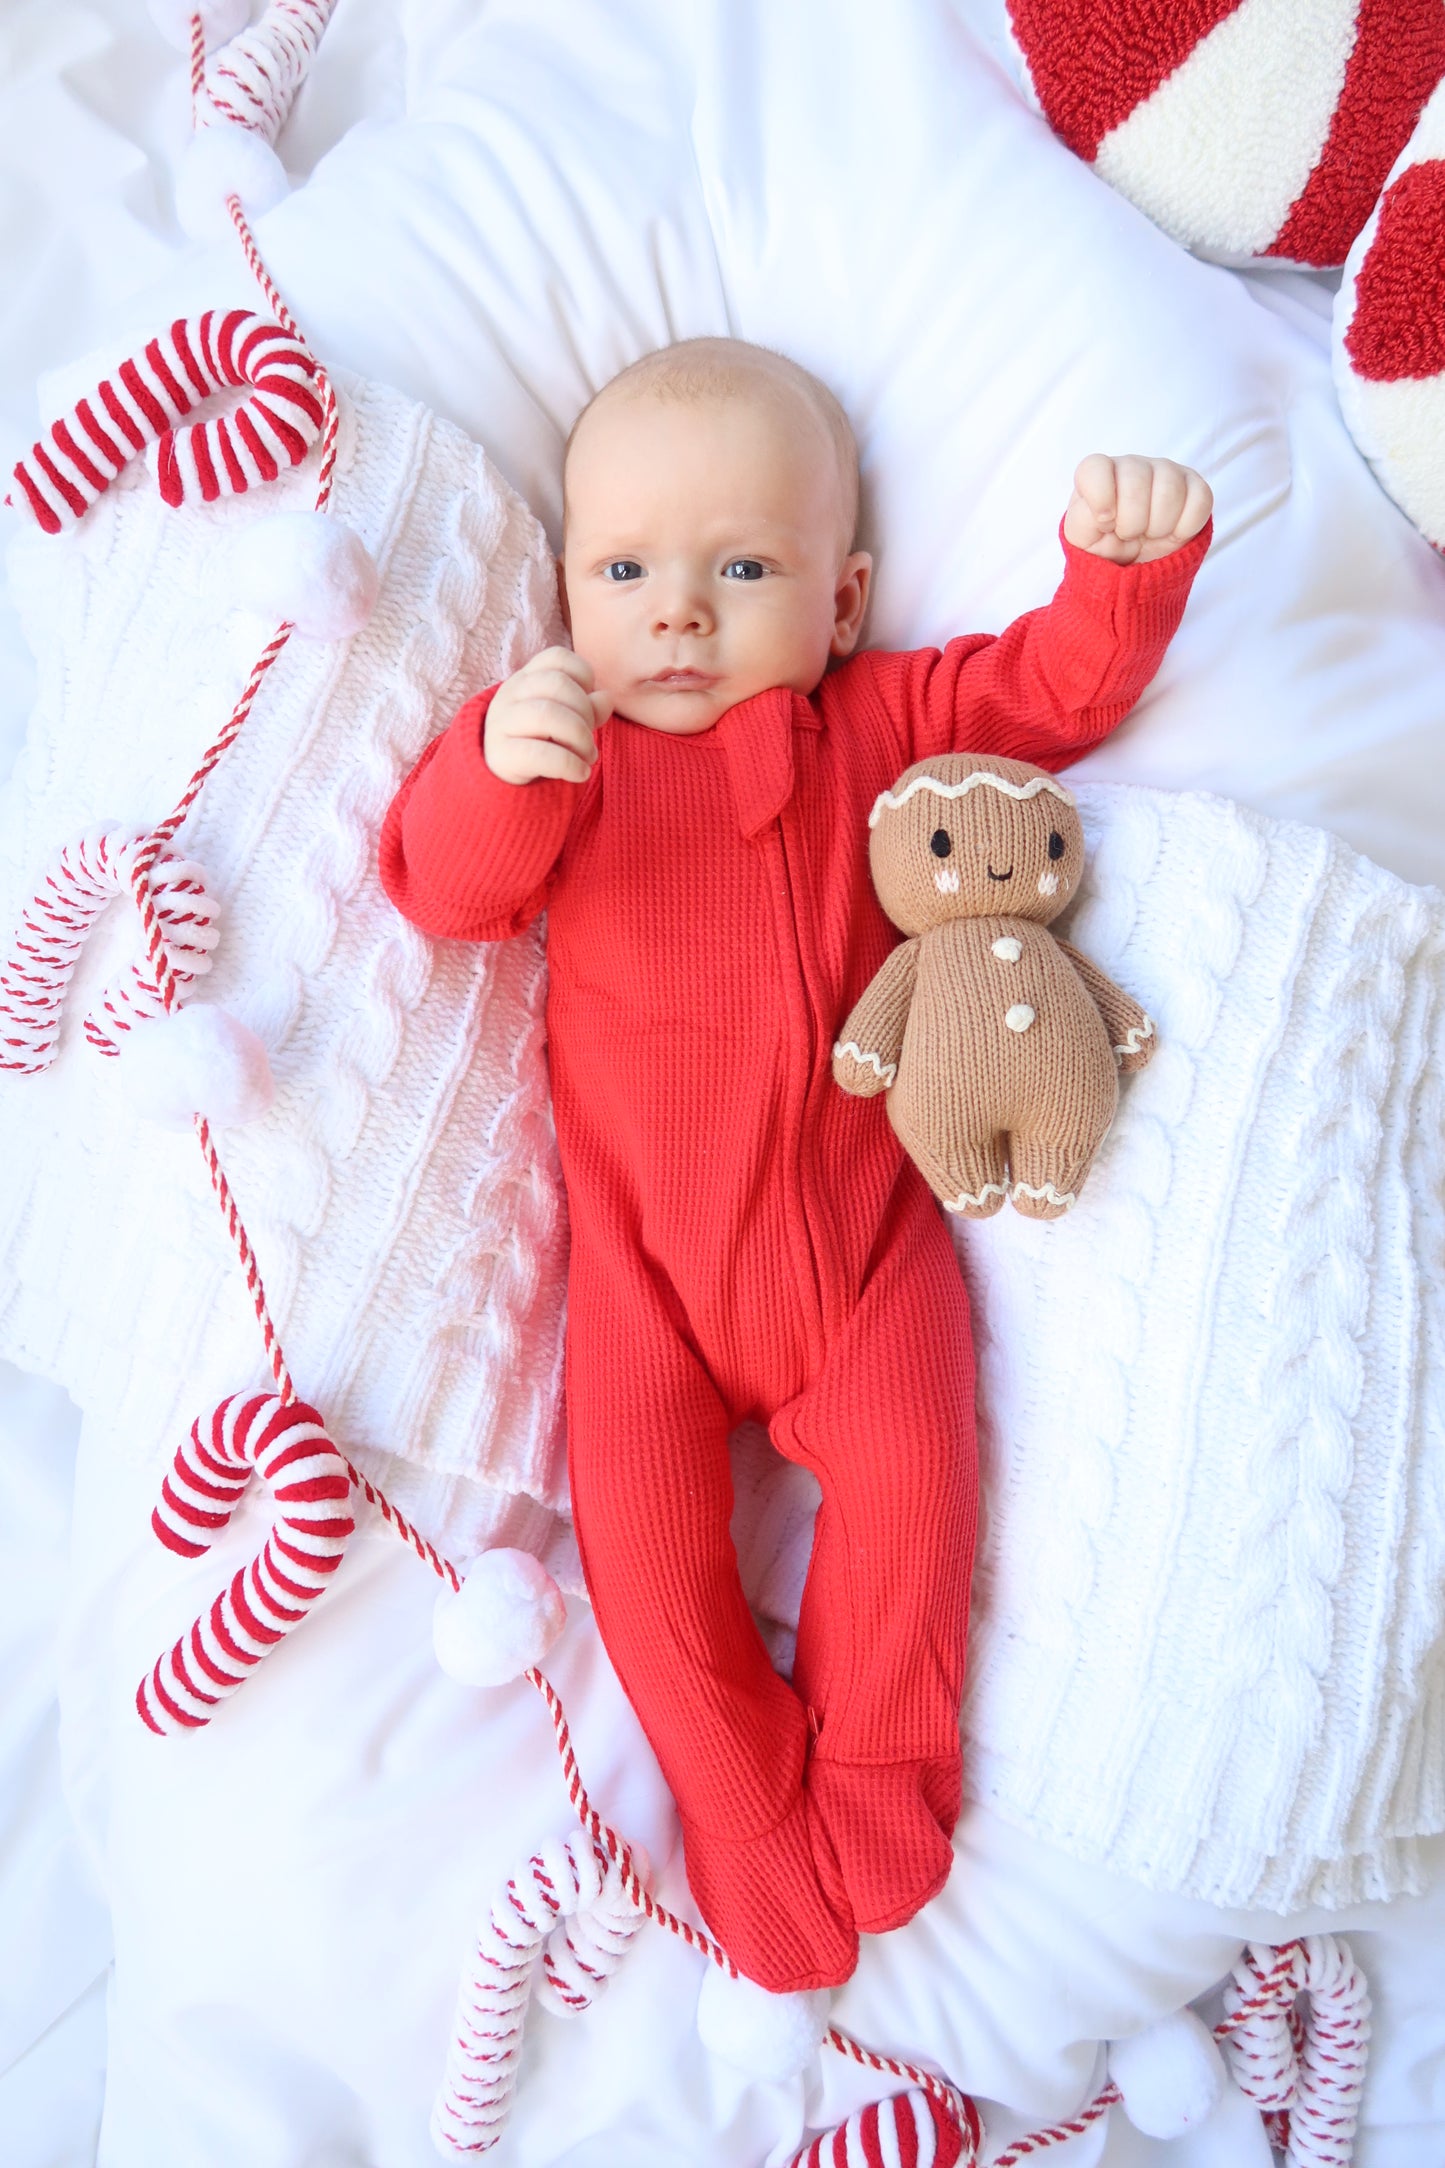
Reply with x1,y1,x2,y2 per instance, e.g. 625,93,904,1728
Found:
992,936,1023,962
1005,1003,1036,1033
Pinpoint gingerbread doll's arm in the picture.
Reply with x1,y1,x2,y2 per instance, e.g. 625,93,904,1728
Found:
832,941,919,1097
1055,939,1157,1073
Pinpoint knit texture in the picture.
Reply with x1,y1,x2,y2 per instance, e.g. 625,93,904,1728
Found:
834,752,1154,1219
0,370,573,1574
1007,0,1445,268
957,782,1445,1910
381,528,1207,1988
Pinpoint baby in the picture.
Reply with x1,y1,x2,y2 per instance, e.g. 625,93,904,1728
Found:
381,338,1211,1995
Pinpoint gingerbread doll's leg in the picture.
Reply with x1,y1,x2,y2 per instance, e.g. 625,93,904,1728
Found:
924,1132,1009,1221
769,1176,977,1936
567,1237,857,1993
1007,1134,1092,1219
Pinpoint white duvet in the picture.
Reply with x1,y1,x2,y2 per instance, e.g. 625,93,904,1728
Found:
3,1,1445,2164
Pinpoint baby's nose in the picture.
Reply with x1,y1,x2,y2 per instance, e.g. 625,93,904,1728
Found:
653,581,713,635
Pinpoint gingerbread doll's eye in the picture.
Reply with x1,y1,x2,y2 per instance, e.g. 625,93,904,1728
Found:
1047,831,1066,860
930,829,953,858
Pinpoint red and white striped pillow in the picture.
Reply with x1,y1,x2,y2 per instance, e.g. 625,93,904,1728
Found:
1336,78,1445,547
1006,0,1445,267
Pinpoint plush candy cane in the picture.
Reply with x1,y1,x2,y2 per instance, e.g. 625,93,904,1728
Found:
7,310,323,535
200,0,337,137
431,1831,644,2161
137,1391,356,1733
787,2088,970,2168
0,828,218,1075
1222,1937,1371,2166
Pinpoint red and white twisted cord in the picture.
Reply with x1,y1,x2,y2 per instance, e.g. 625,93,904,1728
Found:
200,0,336,138
1222,1938,1371,2166
0,828,217,1074
7,309,323,534
137,1392,354,1733
6,25,1369,2165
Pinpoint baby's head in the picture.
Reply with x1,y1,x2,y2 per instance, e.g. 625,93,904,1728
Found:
560,338,871,734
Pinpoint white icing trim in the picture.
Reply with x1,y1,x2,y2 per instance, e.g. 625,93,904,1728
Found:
943,1182,1009,1213
1011,1179,1077,1209
992,937,1023,962
869,771,1075,828
833,1039,896,1086
1115,1016,1156,1059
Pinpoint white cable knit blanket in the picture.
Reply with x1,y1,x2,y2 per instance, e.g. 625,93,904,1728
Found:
957,784,1445,1909
0,371,574,1576
3,369,1442,1909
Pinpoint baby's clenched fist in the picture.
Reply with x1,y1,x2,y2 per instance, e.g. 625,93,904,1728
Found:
484,646,613,786
1063,454,1212,566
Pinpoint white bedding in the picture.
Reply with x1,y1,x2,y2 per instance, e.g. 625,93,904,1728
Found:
3,2,1445,2164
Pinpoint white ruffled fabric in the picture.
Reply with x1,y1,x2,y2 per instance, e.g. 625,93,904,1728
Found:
0,373,575,1577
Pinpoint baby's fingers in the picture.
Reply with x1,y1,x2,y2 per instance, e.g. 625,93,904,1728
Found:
1072,452,1119,533
520,737,596,785
520,644,596,691
1178,467,1213,541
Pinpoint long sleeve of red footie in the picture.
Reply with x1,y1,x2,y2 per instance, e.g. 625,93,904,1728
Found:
379,687,584,940
881,518,1212,773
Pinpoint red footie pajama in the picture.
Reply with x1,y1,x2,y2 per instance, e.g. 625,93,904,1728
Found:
381,525,1209,1992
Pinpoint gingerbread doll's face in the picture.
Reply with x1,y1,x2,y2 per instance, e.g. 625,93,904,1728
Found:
867,753,1085,937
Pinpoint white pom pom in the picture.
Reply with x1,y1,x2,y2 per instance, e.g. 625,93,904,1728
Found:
1108,2009,1227,2139
433,1549,566,1687
696,1966,832,2081
219,512,379,641
148,0,251,51
115,1004,275,1130
176,122,289,242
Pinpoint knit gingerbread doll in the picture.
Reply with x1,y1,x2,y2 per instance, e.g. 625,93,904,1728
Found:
832,752,1155,1219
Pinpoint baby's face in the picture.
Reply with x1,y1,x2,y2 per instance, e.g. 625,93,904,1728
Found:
561,387,869,734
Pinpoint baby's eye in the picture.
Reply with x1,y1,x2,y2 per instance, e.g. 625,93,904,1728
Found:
1047,831,1066,860
722,558,766,581
602,560,644,583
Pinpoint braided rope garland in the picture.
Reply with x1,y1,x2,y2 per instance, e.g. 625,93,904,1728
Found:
1,12,1375,2164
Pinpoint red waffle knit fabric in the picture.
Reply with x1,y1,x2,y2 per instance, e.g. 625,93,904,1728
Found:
380,523,1210,1993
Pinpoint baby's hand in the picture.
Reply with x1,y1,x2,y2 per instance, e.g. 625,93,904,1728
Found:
1064,455,1212,566
484,646,613,786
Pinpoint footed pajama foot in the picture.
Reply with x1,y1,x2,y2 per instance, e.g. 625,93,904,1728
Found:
682,1789,858,1992
807,1753,958,1935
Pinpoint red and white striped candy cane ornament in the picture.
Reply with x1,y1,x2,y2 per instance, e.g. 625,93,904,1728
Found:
0,828,218,1075
137,1391,355,1733
786,2087,971,2168
6,309,323,536
1222,1937,1371,2166
431,1831,644,2161
198,0,337,137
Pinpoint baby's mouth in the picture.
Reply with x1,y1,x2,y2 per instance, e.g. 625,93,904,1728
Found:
648,669,719,689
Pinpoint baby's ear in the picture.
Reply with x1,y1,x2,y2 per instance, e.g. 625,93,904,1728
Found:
555,557,571,633
831,551,872,656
